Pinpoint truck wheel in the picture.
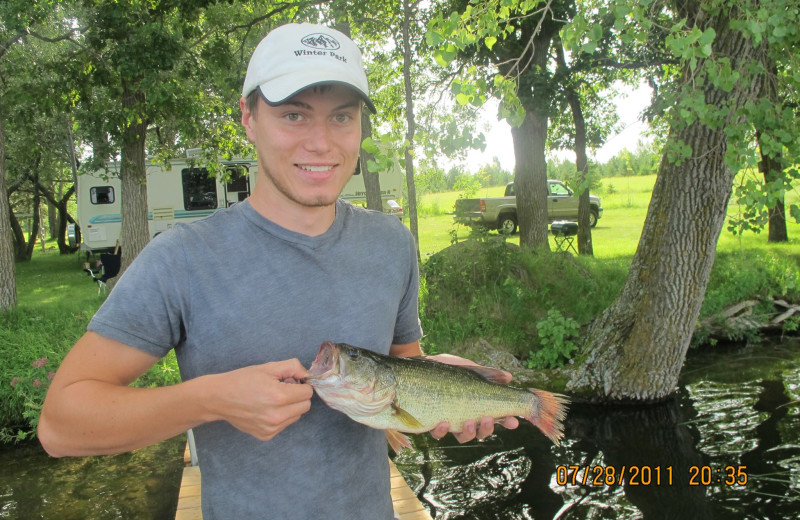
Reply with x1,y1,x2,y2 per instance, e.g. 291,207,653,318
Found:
589,209,599,228
499,215,517,235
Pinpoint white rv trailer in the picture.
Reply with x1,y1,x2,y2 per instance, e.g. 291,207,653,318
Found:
77,159,404,254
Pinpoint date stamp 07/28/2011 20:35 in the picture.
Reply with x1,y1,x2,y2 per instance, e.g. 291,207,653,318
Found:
555,465,750,487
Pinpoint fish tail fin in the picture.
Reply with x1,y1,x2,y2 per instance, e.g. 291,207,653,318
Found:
526,389,569,445
385,429,412,454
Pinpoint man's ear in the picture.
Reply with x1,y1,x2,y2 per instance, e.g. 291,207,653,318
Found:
240,97,256,142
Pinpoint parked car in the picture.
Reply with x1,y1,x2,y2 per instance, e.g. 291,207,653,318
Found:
383,199,404,220
454,180,603,234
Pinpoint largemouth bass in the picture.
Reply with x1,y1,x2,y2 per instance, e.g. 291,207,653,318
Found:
305,342,568,448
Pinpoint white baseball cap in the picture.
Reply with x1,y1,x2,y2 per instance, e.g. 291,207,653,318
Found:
242,23,376,114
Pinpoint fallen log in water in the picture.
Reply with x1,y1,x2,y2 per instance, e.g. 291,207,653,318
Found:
699,299,800,341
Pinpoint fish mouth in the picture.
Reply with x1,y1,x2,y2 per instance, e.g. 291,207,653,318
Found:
306,341,340,380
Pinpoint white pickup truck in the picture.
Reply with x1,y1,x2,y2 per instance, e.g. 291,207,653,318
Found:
454,180,603,234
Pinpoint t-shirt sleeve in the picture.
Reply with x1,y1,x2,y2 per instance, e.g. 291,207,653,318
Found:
87,228,190,359
391,225,423,346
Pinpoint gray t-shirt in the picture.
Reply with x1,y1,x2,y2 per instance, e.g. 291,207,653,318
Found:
88,199,423,519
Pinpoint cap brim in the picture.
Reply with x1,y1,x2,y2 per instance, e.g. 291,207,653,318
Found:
259,82,376,114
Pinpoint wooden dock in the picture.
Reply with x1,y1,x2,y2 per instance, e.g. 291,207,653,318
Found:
176,444,432,520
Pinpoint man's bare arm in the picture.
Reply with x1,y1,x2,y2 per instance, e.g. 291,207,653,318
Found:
39,331,312,457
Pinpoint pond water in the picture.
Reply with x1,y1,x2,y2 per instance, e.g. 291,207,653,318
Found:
0,436,183,519
394,338,800,519
1,340,797,519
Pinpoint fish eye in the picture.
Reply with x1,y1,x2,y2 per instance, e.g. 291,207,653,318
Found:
346,349,360,360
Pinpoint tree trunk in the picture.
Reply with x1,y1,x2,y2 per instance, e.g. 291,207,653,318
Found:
57,186,76,254
756,56,788,243
758,132,788,242
34,179,75,254
9,210,27,262
506,12,560,251
512,110,549,250
567,4,762,402
568,95,593,256
115,87,150,287
66,120,82,248
47,200,58,239
0,94,16,311
360,112,383,212
23,173,41,261
555,38,593,255
402,0,419,258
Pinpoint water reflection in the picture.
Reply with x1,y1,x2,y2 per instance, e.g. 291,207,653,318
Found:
0,436,183,519
394,339,800,519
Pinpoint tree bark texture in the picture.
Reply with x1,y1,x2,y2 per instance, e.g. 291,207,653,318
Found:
512,110,550,250
758,131,788,243
0,94,17,311
116,87,150,287
567,3,762,402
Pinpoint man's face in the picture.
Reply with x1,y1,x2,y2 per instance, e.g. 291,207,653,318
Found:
242,84,363,210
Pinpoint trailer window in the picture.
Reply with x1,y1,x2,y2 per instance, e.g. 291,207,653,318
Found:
90,186,115,204
182,168,218,210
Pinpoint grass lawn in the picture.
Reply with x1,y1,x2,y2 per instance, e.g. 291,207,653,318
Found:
411,174,800,260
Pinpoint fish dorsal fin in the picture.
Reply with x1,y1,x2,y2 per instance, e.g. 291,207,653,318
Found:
391,401,423,430
459,364,509,384
412,355,508,384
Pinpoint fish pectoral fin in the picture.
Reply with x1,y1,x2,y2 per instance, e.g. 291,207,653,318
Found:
391,402,423,430
385,429,412,454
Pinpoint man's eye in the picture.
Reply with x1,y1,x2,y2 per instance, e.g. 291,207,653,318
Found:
332,114,352,124
285,113,303,122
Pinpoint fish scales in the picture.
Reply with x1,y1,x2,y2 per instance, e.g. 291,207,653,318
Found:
383,355,542,433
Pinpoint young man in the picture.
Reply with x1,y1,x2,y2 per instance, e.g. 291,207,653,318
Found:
39,23,516,519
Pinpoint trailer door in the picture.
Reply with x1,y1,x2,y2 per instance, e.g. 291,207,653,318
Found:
223,164,252,206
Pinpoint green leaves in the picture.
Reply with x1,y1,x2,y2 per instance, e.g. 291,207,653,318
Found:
425,1,547,126
452,74,487,107
362,135,405,174
666,26,716,71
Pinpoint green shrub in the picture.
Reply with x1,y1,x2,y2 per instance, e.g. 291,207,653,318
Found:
527,309,580,369
420,238,617,358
